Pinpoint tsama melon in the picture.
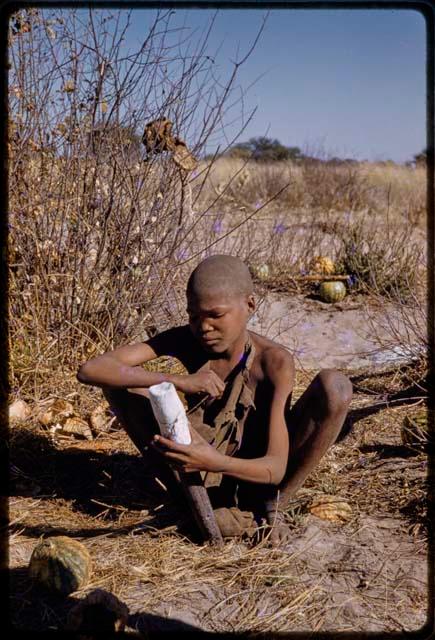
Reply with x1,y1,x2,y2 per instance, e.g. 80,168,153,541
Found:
28,536,92,595
319,281,346,303
250,264,270,280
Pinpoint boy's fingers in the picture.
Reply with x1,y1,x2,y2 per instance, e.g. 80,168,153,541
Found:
153,435,186,452
163,451,185,461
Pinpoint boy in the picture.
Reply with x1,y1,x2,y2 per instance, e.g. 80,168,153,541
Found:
77,254,352,545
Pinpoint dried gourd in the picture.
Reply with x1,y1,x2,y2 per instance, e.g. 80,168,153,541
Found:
250,264,270,281
310,256,335,275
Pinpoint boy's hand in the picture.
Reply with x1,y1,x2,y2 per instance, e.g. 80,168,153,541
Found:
172,371,225,398
151,427,225,473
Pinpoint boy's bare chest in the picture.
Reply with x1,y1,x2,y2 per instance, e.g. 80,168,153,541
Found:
210,355,261,381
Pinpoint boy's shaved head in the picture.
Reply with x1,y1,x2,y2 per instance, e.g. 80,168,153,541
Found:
187,254,253,298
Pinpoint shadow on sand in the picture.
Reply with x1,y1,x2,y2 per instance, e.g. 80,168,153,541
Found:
9,427,198,541
9,569,217,636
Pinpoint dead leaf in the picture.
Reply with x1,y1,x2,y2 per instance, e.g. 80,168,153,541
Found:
89,405,113,433
309,495,352,523
142,118,198,172
59,417,93,441
39,399,74,427
173,140,198,172
142,118,175,154
63,80,75,93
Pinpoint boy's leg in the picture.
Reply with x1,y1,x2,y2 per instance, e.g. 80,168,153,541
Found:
104,387,224,543
267,368,353,514
238,369,352,545
102,386,180,495
103,386,158,455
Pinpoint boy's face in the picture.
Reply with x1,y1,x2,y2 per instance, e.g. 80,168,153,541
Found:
187,288,255,354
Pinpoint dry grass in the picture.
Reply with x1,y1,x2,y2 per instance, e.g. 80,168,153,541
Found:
195,157,426,224
9,148,427,396
9,367,428,634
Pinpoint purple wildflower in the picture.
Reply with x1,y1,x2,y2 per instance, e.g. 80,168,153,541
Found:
273,221,286,235
176,248,189,261
255,200,262,210
212,219,223,233
347,274,357,287
301,321,314,330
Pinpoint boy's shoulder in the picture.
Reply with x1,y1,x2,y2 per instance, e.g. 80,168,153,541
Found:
249,331,295,383
146,324,204,369
146,324,192,352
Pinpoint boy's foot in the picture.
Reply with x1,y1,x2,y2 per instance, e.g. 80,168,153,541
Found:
265,510,292,546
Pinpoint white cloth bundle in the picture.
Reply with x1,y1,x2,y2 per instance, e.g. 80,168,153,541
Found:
148,382,192,445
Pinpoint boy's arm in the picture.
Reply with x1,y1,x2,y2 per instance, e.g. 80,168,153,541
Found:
221,348,294,484
77,340,173,389
77,326,225,397
153,348,294,485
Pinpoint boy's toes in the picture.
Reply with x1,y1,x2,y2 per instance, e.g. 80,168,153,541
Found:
269,523,292,547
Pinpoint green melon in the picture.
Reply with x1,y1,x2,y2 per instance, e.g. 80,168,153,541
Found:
28,536,92,595
319,281,346,303
250,264,270,281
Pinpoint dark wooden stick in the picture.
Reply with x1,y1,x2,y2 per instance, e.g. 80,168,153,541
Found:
175,470,224,546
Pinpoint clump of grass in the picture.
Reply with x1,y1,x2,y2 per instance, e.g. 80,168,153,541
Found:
335,218,423,302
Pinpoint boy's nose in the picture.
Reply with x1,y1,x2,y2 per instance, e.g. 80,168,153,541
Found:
200,318,213,332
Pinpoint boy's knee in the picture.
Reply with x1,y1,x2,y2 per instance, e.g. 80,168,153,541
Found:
317,369,352,415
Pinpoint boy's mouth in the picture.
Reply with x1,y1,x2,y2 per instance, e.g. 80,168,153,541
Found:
201,337,219,344
199,335,220,347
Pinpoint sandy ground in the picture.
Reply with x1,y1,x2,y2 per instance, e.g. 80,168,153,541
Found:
249,291,425,371
129,515,428,633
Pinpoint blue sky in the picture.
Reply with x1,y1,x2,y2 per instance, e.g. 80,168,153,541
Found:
127,8,426,163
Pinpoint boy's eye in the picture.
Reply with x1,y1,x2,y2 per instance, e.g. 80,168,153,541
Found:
187,311,225,320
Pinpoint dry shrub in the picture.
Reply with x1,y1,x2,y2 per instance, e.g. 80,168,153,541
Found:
301,159,374,213
334,217,424,301
195,157,304,210
8,9,427,398
195,155,426,223
8,8,267,391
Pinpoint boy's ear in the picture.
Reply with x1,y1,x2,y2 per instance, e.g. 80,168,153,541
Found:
246,294,256,315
